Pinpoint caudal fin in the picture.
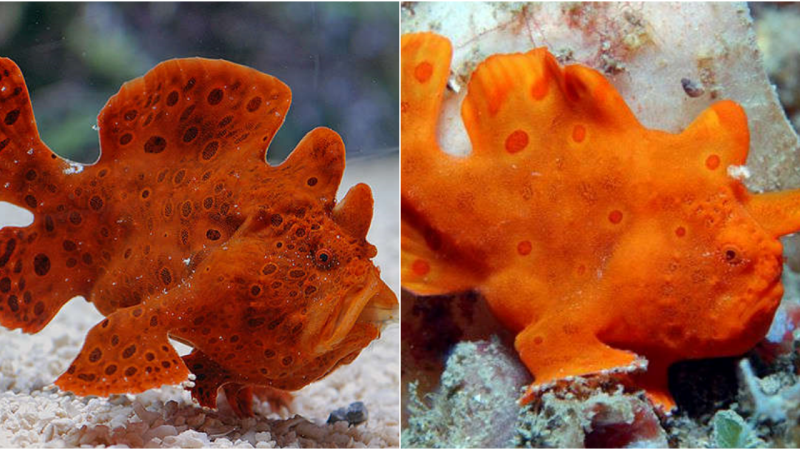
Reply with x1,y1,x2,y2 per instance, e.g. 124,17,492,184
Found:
0,58,91,333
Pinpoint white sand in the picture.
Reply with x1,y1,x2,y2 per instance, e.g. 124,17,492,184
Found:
0,155,399,448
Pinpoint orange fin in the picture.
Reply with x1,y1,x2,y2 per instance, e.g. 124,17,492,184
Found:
275,127,345,208
461,47,638,157
515,318,641,395
745,188,800,238
679,100,749,174
401,32,452,142
56,306,189,396
332,183,373,240
96,58,291,167
401,215,479,296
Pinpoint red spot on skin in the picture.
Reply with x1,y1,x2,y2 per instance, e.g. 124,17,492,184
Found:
414,62,434,83
609,210,623,224
505,130,529,154
412,259,431,276
675,226,686,237
517,241,532,256
706,154,721,170
572,125,586,143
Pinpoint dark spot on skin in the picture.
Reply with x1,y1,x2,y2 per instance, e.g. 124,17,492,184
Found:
305,285,317,295
180,230,189,246
181,201,192,217
143,114,153,126
166,90,179,106
262,263,277,275
250,285,261,296
78,373,96,382
207,88,223,105
289,269,305,278
144,136,167,154
24,169,37,181
248,317,265,328
218,116,233,128
7,295,18,312
123,345,136,358
0,277,9,292
101,319,109,328
24,195,36,209
206,229,221,240
90,196,103,210
33,254,50,276
120,133,133,145
0,139,9,152
89,348,102,363
66,258,77,268
296,228,306,237
4,109,20,125
282,356,293,366
307,177,318,187
179,105,195,122
63,240,77,252
163,201,173,217
183,127,198,143
174,170,186,184
160,268,172,285
0,239,15,267
183,77,196,92
268,316,284,330
203,197,214,209
34,301,44,316
202,141,219,160
150,316,158,327
69,211,82,225
44,216,54,233
82,253,93,265
141,189,150,199
67,365,76,375
125,367,137,376
247,96,262,112
219,203,230,215
271,214,283,226
132,308,143,317
162,361,171,368
105,365,117,375
145,352,155,361
264,349,276,358
124,110,137,121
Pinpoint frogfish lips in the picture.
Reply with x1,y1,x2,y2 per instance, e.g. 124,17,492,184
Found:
313,268,398,353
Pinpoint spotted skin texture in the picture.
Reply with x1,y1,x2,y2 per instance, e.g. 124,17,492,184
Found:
400,33,800,412
0,57,397,417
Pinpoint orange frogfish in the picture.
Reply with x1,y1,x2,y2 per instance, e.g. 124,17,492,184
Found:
401,32,800,412
0,57,397,417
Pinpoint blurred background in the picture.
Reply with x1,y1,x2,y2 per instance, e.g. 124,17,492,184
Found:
0,2,398,163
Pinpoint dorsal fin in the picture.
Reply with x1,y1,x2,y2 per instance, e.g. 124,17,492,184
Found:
96,58,291,167
461,48,638,157
275,127,345,208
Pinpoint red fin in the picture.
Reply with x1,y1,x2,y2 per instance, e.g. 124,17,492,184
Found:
182,349,232,410
275,127,345,207
333,183,373,240
97,58,291,166
0,59,100,332
55,306,188,396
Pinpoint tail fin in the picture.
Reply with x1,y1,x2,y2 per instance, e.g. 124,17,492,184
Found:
0,58,91,333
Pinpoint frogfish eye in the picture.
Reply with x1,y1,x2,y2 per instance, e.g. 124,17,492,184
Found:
314,248,335,269
722,245,743,265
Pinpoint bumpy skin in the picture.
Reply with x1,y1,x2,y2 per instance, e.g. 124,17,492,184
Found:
0,57,397,417
400,33,800,411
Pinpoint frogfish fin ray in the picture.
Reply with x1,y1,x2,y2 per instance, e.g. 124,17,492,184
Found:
55,305,189,396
